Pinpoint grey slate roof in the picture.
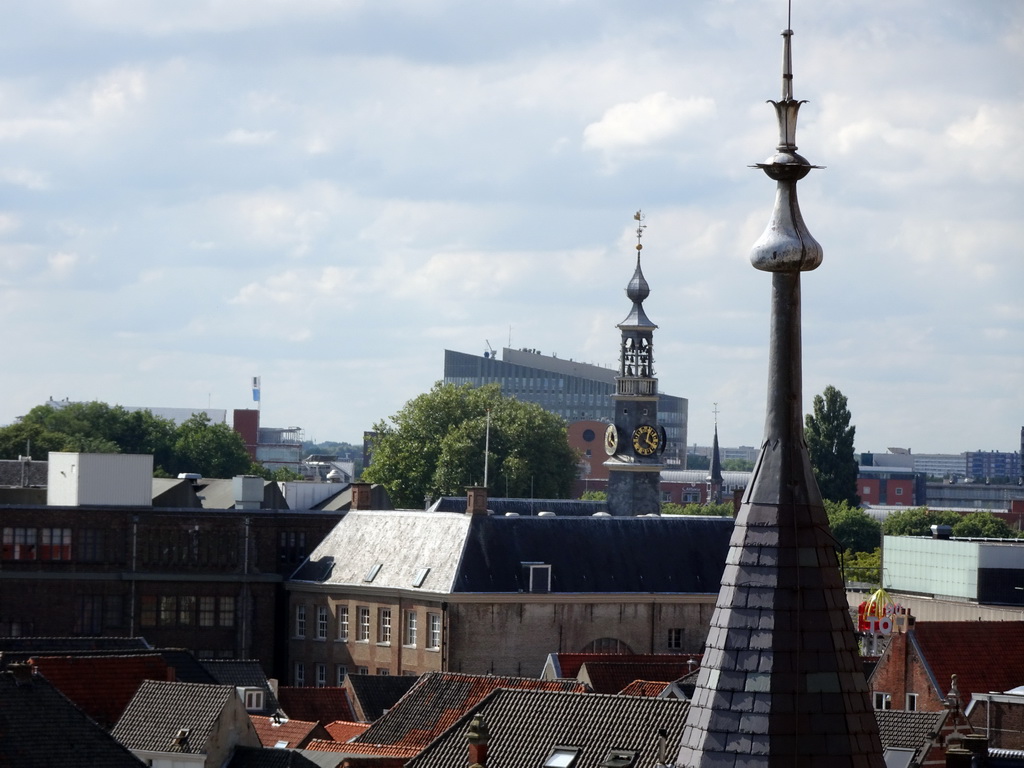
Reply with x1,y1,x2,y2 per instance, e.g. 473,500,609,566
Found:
201,659,280,714
407,688,689,768
0,458,48,486
228,747,342,768
291,510,732,594
0,665,146,768
345,673,419,722
874,709,947,751
112,680,239,753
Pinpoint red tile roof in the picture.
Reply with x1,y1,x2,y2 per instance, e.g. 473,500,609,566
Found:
353,672,589,752
277,686,354,723
326,720,371,742
306,739,418,757
250,714,325,748
912,622,1024,706
28,654,172,730
617,679,669,697
578,658,701,694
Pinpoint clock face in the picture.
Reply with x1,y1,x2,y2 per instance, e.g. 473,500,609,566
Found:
632,424,660,456
604,423,619,456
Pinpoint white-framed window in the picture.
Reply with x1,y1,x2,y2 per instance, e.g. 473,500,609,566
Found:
378,608,392,644
243,688,265,712
357,666,369,675
873,692,891,710
294,662,305,687
529,564,551,593
315,663,327,688
427,612,442,650
316,606,328,640
357,606,370,641
895,487,904,496
667,628,683,650
376,667,390,676
404,610,417,647
906,693,918,711
338,606,349,641
295,604,306,638
336,664,347,686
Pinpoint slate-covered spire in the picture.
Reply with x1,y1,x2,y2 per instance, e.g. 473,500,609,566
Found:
675,13,885,768
707,415,723,505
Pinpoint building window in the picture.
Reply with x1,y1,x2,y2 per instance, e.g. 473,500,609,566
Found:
544,747,581,768
315,663,327,688
906,693,918,711
528,564,551,593
378,608,392,644
295,604,307,638
243,689,265,711
404,610,417,647
178,596,195,626
2,528,37,560
39,528,72,560
357,607,370,641
357,666,369,675
75,595,104,635
338,606,349,641
895,487,904,496
159,596,177,627
76,529,104,562
376,668,390,676
279,531,307,564
873,692,891,710
199,596,215,627
336,664,347,686
294,662,305,687
427,613,442,650
316,606,328,640
219,596,235,627
667,628,683,650
863,486,871,495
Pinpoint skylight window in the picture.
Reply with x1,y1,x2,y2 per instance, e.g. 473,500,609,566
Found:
544,747,580,768
600,749,638,768
412,567,431,588
364,563,383,582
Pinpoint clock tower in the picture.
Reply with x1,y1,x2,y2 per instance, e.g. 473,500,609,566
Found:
604,211,665,517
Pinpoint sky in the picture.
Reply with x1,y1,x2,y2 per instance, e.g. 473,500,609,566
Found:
1,1,1021,456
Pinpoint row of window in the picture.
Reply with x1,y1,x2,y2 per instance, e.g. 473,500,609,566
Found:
873,692,917,711
295,604,441,649
140,595,236,629
2,527,100,561
293,662,419,687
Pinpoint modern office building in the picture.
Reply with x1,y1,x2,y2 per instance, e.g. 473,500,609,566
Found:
443,347,687,466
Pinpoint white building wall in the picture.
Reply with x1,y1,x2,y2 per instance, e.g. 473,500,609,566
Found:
46,452,153,507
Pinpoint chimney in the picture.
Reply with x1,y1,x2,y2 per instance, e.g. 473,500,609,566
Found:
350,482,372,510
466,486,488,515
945,748,972,768
466,713,489,767
962,734,989,760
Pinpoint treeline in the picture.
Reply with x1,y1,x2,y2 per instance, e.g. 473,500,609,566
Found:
0,401,264,479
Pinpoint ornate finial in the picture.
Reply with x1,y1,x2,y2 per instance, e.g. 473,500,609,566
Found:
633,210,646,254
712,402,720,426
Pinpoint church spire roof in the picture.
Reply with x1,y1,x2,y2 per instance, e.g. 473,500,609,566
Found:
619,211,657,330
675,7,885,767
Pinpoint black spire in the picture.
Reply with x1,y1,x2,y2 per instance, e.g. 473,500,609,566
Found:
675,11,885,768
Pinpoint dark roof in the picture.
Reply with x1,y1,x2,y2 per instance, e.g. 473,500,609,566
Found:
1,643,214,684
407,688,688,768
578,659,701,694
112,680,240,753
293,511,732,595
455,514,731,592
202,659,280,714
431,497,607,516
0,665,146,768
344,675,418,722
0,636,150,661
278,686,356,724
29,653,171,729
229,745,343,768
874,709,947,751
353,672,589,752
543,652,697,680
910,622,1024,706
0,458,48,486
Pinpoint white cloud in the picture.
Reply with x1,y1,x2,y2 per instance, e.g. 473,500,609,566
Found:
221,128,277,145
583,92,715,152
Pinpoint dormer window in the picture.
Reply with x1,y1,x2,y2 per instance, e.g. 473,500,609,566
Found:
522,562,551,593
239,687,265,712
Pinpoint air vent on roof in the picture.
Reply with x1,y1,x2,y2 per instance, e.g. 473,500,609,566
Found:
412,567,430,588
538,511,555,517
364,563,383,582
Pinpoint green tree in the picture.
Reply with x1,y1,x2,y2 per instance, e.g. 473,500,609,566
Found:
362,382,579,509
804,385,858,505
686,454,710,470
722,458,754,472
825,500,881,554
951,511,1018,539
579,490,607,501
881,507,961,537
170,414,254,479
842,547,881,585
662,502,734,517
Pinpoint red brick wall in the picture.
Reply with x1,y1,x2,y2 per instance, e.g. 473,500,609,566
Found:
870,630,944,711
